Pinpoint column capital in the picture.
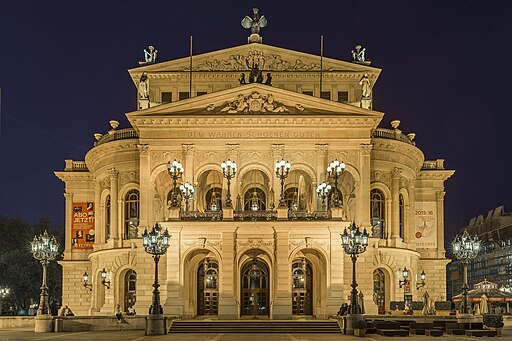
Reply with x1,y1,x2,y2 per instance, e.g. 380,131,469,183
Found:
63,192,74,200
108,168,119,179
360,143,373,155
391,167,402,178
226,144,239,159
271,144,285,159
182,144,196,156
314,144,328,157
436,191,446,200
137,144,150,155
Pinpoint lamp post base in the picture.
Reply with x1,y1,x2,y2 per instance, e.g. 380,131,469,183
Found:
457,313,482,323
146,314,167,335
343,313,363,335
34,314,53,332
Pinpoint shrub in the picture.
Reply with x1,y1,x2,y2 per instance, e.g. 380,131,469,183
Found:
483,314,504,328
354,319,367,329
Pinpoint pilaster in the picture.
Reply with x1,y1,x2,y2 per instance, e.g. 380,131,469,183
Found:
391,167,401,241
94,181,102,246
64,192,74,259
407,182,416,246
108,168,119,242
138,144,151,232
358,144,372,227
315,144,328,211
436,191,446,257
218,229,238,319
273,229,291,319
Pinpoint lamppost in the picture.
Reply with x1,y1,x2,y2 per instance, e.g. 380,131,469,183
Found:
167,159,184,207
275,159,291,207
452,229,480,315
221,159,237,208
416,270,426,290
341,223,369,316
327,159,345,207
399,267,411,310
0,287,10,316
31,230,59,332
142,223,170,335
316,182,332,204
179,182,195,211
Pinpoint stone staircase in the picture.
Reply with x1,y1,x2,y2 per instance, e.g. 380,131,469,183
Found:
169,320,341,333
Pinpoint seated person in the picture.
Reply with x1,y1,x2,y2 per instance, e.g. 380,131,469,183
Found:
127,305,136,316
61,305,74,316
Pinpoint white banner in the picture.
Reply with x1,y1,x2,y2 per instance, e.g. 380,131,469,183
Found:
414,202,437,248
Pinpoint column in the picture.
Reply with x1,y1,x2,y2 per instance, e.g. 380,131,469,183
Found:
436,191,446,257
273,228,291,319
358,144,372,227
138,145,151,231
94,182,102,246
407,181,416,245
391,167,401,240
315,144,328,211
218,229,238,319
385,198,392,240
63,192,74,259
108,168,119,241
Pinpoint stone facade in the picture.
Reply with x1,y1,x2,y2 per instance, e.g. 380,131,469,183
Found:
55,41,454,318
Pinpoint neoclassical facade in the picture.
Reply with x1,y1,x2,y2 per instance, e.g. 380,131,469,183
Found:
55,40,454,319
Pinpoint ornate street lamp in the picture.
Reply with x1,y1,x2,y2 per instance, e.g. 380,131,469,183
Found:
101,268,111,288
327,159,345,207
275,159,291,207
416,270,426,290
31,230,59,317
142,224,171,316
452,229,480,315
341,222,369,315
179,182,195,211
399,267,411,309
0,287,10,316
316,182,332,203
167,159,184,208
221,159,237,208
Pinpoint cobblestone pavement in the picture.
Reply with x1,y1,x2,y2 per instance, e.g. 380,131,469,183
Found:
0,328,511,341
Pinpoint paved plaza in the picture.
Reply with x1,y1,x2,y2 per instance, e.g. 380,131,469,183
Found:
0,328,512,341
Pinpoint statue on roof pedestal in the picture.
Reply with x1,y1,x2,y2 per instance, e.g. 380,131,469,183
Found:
143,45,158,63
241,8,267,43
351,44,371,65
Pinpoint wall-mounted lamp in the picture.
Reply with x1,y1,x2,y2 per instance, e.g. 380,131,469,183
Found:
416,270,426,289
399,267,409,288
82,272,93,291
101,268,111,289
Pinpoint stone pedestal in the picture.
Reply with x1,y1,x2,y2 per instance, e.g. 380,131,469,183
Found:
168,207,180,220
248,34,262,43
145,314,167,335
34,314,53,332
457,313,482,324
222,208,234,220
343,314,363,335
277,207,288,220
331,207,343,219
360,98,371,110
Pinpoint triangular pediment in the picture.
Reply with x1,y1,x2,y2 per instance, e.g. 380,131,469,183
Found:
126,83,384,131
128,43,381,84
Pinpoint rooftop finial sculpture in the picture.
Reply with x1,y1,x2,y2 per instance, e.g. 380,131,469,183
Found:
241,8,267,43
143,45,158,63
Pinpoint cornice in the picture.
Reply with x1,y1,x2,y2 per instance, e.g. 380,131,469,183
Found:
54,171,93,182
417,169,455,181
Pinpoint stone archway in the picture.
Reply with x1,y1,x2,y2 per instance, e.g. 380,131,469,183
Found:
240,258,270,317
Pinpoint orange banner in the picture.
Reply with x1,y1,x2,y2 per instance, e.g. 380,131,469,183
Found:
71,202,95,250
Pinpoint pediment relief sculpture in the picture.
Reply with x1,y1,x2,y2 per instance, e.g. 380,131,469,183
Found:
215,92,289,114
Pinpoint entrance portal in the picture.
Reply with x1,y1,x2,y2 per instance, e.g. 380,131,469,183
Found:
197,259,219,315
292,258,313,315
373,269,385,314
241,259,269,317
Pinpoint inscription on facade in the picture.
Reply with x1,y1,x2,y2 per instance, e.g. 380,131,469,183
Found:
187,131,320,139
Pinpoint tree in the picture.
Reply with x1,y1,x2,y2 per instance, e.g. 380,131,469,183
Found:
0,216,63,315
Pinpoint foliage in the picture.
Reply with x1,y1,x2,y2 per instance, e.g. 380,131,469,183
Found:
354,319,367,329
0,216,63,315
483,314,504,328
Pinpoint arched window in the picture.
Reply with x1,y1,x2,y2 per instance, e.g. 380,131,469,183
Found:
206,187,222,211
370,189,385,238
105,195,111,241
124,189,139,239
284,187,299,210
244,188,266,211
399,194,404,240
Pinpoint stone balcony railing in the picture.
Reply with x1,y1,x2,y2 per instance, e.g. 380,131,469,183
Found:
64,160,89,172
372,127,415,145
95,128,139,146
288,210,331,221
234,210,278,221
421,159,445,170
180,210,223,221
172,209,335,222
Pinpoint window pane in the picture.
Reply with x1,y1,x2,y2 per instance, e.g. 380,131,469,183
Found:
161,92,172,103
179,92,190,100
338,91,349,102
320,91,331,100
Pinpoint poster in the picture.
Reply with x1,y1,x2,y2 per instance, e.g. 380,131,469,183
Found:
414,202,437,248
72,202,95,250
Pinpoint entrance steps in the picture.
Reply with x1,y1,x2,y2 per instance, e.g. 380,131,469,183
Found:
169,320,341,333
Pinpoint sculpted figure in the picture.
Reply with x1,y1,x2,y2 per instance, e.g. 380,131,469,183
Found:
351,45,366,62
138,72,149,100
359,73,372,99
144,45,158,63
241,8,268,35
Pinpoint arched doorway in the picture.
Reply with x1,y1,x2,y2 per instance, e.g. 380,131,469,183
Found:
292,258,313,315
373,269,385,314
124,269,137,312
197,259,219,315
241,259,269,317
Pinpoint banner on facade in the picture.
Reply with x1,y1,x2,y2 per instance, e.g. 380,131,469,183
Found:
414,202,437,248
71,202,95,250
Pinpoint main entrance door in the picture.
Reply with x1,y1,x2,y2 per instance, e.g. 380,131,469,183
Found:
197,259,219,315
292,259,313,315
241,259,269,317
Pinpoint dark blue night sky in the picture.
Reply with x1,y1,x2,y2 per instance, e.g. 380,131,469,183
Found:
0,1,511,243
